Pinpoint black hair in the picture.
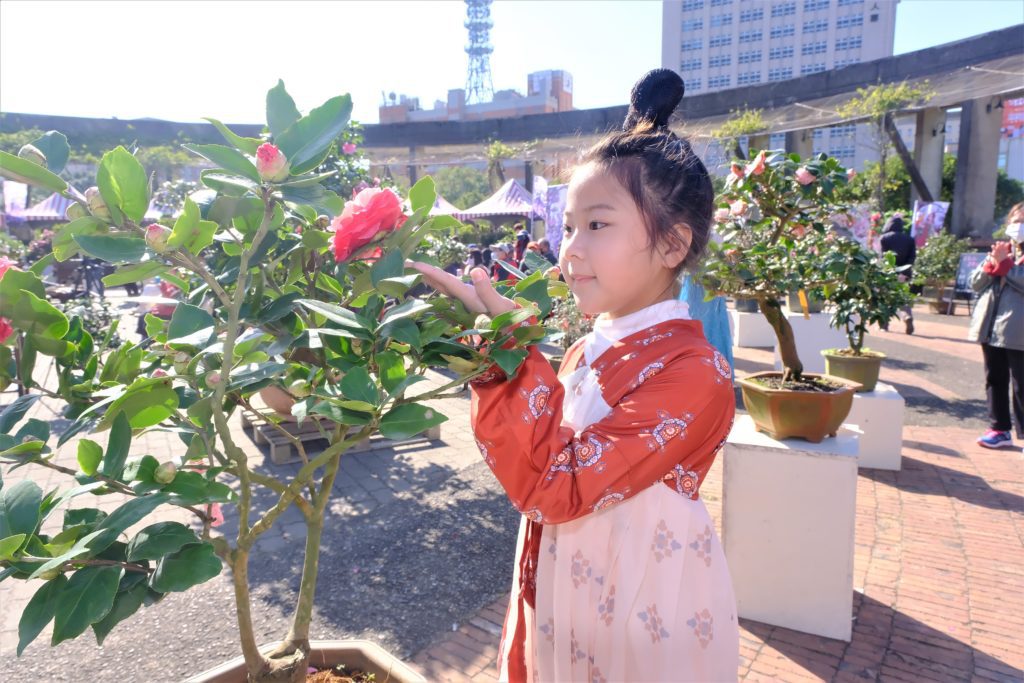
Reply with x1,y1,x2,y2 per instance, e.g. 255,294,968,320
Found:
468,249,484,268
581,69,714,275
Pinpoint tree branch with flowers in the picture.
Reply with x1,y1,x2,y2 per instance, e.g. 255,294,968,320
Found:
0,82,557,682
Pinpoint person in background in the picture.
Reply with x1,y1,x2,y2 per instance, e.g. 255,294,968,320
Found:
516,241,543,276
490,243,518,283
463,248,485,278
879,214,916,335
968,202,1024,450
537,237,559,265
513,223,531,263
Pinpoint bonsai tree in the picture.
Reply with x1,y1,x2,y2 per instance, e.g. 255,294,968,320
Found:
0,82,555,682
913,230,971,295
700,150,853,382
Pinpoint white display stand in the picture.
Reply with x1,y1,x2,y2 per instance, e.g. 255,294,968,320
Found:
843,382,905,471
773,311,846,375
723,415,859,641
731,310,776,348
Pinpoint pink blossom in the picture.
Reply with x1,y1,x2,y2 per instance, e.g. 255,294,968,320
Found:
729,163,745,181
0,318,13,344
0,256,15,280
729,199,748,216
792,224,807,238
341,142,358,155
795,167,816,185
256,143,290,182
714,207,731,223
145,223,171,253
745,150,766,176
152,369,167,377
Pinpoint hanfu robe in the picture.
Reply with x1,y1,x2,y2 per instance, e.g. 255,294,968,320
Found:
471,299,739,682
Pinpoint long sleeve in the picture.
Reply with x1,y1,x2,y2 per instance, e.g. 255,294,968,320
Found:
471,344,735,525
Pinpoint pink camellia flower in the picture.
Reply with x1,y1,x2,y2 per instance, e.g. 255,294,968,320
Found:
745,150,766,176
332,187,406,263
847,168,857,181
152,369,167,378
256,143,290,182
792,224,808,238
145,223,171,253
341,142,358,155
0,256,14,280
0,318,13,344
729,199,748,216
729,163,745,180
795,167,816,185
714,207,732,223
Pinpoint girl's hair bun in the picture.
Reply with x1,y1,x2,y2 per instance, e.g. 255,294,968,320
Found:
623,69,685,132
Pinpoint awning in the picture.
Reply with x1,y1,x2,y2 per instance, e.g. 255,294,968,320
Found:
456,179,537,221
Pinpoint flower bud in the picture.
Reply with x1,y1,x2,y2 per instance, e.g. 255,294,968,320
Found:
174,352,189,364
85,187,112,221
474,314,493,331
288,379,311,397
545,266,561,280
146,223,172,253
714,207,731,223
206,371,222,388
152,369,168,378
65,203,88,220
256,143,290,182
153,461,177,484
729,163,745,180
847,168,857,181
18,144,47,167
315,215,330,230
795,167,816,186
342,142,358,155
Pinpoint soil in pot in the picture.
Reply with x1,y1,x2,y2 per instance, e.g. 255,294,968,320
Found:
747,374,844,392
738,371,860,442
307,665,374,682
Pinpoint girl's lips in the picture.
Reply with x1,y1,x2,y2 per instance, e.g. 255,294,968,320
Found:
573,275,595,283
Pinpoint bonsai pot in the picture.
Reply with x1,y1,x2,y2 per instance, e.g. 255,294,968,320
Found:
737,371,861,443
186,639,427,683
734,298,760,313
923,283,956,315
258,385,298,422
821,349,886,393
786,291,824,314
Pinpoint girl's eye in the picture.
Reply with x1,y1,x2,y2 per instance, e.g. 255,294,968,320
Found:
563,223,574,235
589,221,607,231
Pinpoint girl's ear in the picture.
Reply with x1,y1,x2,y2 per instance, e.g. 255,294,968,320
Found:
658,223,692,270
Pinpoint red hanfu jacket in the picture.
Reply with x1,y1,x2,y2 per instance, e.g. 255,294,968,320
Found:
470,317,736,682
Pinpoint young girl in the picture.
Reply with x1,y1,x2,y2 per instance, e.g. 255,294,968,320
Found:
412,69,738,682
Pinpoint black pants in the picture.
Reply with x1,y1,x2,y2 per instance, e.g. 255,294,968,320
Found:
981,344,1024,438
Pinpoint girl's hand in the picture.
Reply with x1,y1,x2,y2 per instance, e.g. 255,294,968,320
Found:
407,260,517,317
992,241,1011,263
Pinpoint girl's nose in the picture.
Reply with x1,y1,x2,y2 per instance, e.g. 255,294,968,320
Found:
561,229,583,262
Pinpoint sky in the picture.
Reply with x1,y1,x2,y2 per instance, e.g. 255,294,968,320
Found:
0,0,1021,126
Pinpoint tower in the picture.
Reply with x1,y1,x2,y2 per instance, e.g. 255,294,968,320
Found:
464,0,494,105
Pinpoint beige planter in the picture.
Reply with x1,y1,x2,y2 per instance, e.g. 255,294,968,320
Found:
185,640,426,683
258,385,297,422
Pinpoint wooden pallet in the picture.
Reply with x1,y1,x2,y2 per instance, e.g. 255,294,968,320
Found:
240,405,441,465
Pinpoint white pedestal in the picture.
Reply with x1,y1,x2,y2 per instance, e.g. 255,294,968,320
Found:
773,311,845,375
843,382,904,471
723,415,858,641
731,310,776,348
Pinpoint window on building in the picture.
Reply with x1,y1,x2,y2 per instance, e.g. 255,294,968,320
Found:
711,13,733,27
768,67,793,82
682,0,705,11
681,58,703,71
739,49,763,64
834,57,862,68
709,54,733,67
682,19,704,31
740,30,764,43
829,124,856,138
837,0,863,6
803,19,828,32
770,46,795,59
836,13,865,29
870,12,879,21
801,63,827,75
770,24,796,38
682,38,703,51
771,1,796,17
738,71,763,85
708,74,732,89
804,0,830,10
688,78,703,91
802,41,827,55
740,8,764,21
709,33,733,47
711,0,732,6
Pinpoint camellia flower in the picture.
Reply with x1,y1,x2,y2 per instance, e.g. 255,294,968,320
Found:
729,199,748,216
745,150,766,176
792,224,808,238
145,223,171,253
847,168,857,181
729,163,745,180
341,142,358,155
0,255,14,279
332,187,406,263
0,318,13,344
256,143,290,182
714,207,732,223
795,167,816,185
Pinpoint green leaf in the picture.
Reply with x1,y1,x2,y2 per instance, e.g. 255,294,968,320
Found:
227,361,288,391
73,234,146,263
200,170,259,197
0,150,67,193
0,394,40,433
203,117,261,155
149,542,222,593
18,575,67,655
51,216,107,261
340,366,378,406
167,303,215,346
489,348,529,377
378,316,421,349
126,521,199,562
266,79,302,139
184,143,260,184
378,298,432,329
408,176,437,214
379,404,447,441
103,380,180,430
309,399,371,425
276,94,353,174
91,580,148,645
376,274,421,298
101,412,132,479
3,288,68,339
76,439,103,476
370,249,405,287
97,146,149,223
51,565,122,645
296,299,368,334
30,131,70,174
0,533,26,560
102,260,167,286
168,196,218,254
0,480,42,540
27,332,74,358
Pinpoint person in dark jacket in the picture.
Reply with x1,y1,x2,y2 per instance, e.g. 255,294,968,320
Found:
880,214,916,334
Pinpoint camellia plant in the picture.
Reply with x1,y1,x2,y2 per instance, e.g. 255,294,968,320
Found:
0,82,558,682
700,150,854,381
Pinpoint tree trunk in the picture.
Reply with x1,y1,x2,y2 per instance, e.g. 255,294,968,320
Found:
884,112,934,203
759,297,803,380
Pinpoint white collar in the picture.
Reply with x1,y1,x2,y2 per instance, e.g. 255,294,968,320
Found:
585,299,690,365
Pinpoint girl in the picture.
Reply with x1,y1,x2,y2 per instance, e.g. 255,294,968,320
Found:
412,69,738,682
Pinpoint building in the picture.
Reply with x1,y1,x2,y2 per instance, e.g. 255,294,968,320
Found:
662,0,899,169
378,70,573,124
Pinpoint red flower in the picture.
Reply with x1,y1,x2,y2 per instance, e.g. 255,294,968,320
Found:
0,317,13,344
256,143,290,182
332,188,406,263
745,150,766,176
0,256,15,280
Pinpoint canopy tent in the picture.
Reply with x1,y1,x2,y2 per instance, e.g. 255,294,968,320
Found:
429,194,461,216
455,179,537,223
16,192,74,222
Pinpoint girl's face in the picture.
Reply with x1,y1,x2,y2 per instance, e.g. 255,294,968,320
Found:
559,162,688,319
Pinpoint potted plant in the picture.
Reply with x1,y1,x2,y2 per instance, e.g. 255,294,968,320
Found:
701,150,862,442
820,243,913,392
913,230,970,314
0,82,555,682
